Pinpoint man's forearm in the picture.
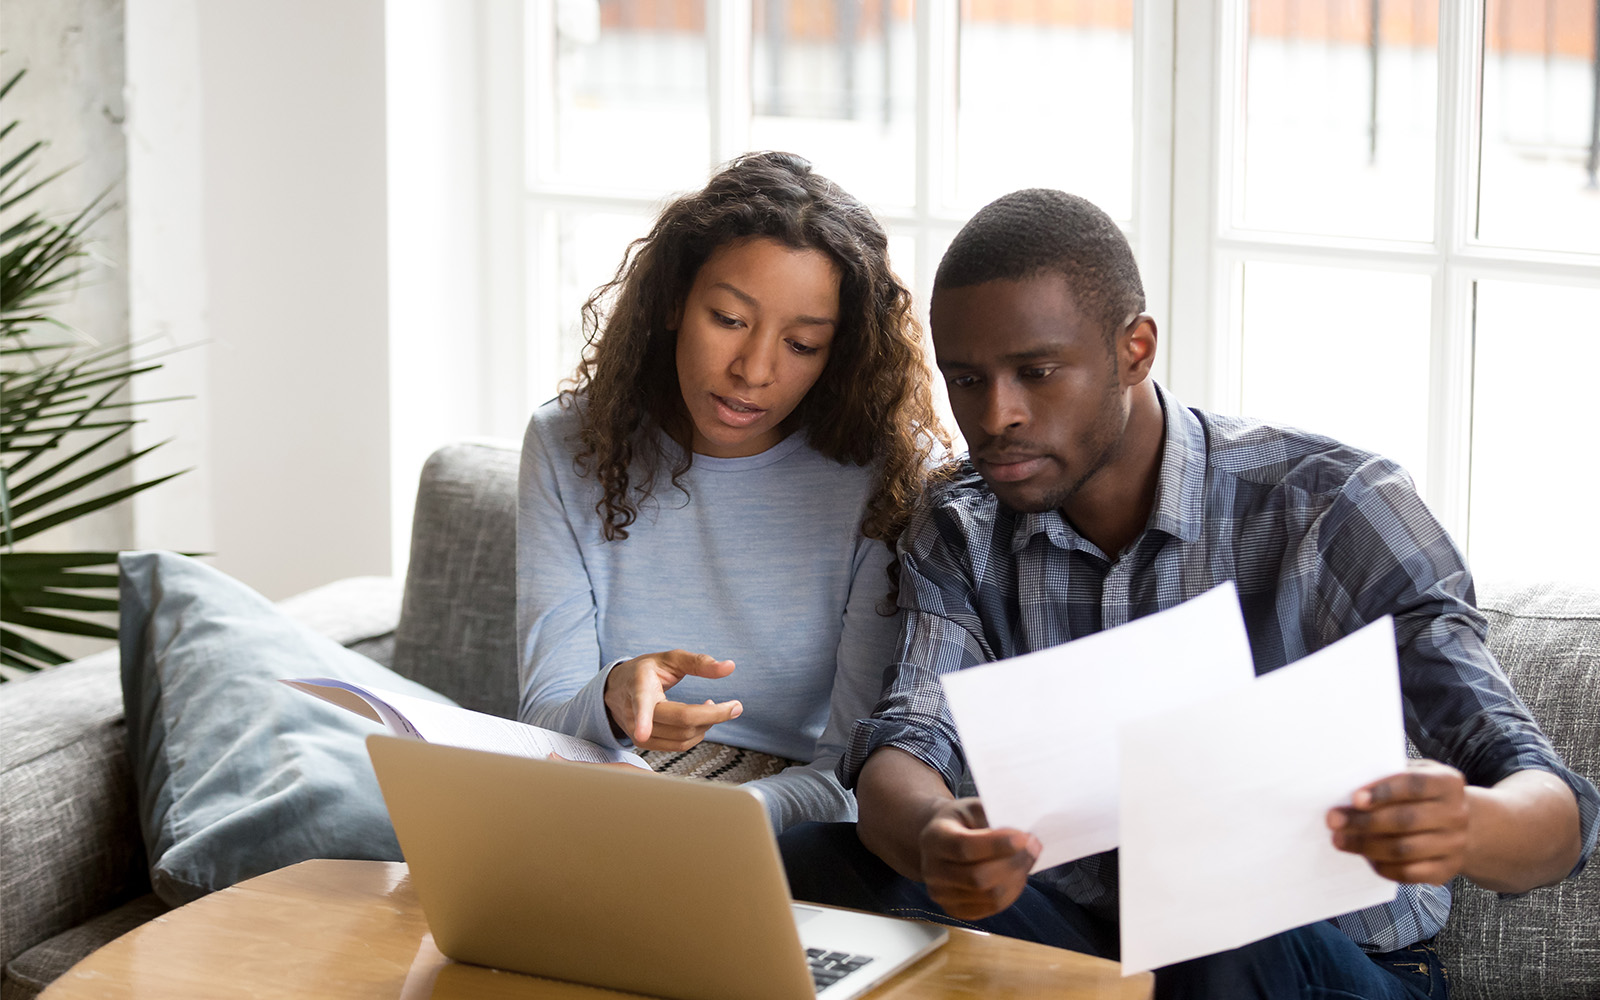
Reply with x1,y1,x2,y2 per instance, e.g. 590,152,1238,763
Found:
855,747,955,881
1463,769,1583,893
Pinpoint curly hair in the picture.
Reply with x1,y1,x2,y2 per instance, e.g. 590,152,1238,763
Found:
561,151,947,573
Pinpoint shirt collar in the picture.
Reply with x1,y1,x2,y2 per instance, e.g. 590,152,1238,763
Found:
1006,381,1206,555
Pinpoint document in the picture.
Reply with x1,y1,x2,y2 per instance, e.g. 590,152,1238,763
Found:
939,582,1256,870
1116,617,1405,974
283,677,651,770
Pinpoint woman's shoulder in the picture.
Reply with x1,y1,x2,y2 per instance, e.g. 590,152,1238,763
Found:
523,395,588,458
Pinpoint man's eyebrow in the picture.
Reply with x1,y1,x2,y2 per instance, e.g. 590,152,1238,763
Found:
711,281,836,327
937,345,1068,370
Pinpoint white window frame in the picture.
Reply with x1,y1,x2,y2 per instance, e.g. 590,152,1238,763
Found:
511,1,1177,410
1167,0,1600,544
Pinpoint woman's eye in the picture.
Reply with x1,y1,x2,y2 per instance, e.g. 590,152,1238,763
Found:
713,311,743,328
787,340,821,356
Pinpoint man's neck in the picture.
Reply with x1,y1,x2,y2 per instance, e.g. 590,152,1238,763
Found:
1060,381,1166,559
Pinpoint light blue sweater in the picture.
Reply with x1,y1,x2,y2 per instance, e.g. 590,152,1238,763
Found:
516,399,901,831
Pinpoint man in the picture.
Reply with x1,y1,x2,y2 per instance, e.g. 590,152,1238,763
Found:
780,189,1597,999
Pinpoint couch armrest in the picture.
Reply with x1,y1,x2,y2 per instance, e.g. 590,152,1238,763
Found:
0,649,148,971
0,572,404,970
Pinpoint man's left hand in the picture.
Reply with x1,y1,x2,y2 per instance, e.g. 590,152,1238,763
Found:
1327,760,1470,884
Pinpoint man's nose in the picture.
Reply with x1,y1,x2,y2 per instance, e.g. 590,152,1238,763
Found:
977,381,1027,437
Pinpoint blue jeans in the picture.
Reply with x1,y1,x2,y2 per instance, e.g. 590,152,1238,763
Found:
779,823,1448,1000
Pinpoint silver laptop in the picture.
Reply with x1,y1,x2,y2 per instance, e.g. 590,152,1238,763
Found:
366,735,947,1000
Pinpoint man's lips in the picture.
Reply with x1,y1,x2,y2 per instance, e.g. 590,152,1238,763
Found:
975,452,1049,483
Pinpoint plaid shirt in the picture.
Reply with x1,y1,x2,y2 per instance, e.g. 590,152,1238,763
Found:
842,383,1600,953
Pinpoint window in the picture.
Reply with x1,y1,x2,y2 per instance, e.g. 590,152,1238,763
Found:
1170,0,1600,587
522,0,1174,408
507,0,1600,586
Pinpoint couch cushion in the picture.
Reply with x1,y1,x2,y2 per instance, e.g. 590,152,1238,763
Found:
119,551,455,906
0,893,168,1000
391,442,520,718
0,650,149,972
1434,581,1600,999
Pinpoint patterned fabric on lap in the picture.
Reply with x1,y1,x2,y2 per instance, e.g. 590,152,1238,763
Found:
640,742,799,784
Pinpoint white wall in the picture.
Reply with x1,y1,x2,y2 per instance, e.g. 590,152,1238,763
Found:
126,0,393,600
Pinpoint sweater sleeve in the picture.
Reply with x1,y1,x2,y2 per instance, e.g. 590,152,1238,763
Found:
515,407,628,749
743,534,902,831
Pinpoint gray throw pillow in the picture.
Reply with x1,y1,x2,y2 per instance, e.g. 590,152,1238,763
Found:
119,550,456,905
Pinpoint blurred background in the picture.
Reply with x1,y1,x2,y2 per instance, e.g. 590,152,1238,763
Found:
5,0,1597,617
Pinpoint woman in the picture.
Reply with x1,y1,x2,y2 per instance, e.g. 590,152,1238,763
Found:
517,151,945,831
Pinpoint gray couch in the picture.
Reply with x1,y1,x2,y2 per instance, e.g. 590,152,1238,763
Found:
1,441,1596,999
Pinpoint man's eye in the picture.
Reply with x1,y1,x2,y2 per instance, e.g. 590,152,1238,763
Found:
946,374,979,390
1021,366,1056,380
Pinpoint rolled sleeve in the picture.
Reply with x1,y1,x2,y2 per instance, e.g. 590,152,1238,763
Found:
1314,457,1600,886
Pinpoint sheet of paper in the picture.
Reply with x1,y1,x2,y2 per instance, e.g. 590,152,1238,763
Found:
1117,616,1406,974
940,582,1256,871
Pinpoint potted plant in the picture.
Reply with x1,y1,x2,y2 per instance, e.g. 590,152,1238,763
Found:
0,67,184,680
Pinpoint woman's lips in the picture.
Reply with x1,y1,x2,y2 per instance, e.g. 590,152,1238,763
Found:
978,455,1048,483
711,392,767,428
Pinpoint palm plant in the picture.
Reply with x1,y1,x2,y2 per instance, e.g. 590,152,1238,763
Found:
0,67,184,679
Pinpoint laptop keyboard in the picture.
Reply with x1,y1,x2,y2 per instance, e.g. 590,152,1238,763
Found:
806,947,875,993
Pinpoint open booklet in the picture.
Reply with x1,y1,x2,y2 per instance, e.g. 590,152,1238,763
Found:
282,677,651,770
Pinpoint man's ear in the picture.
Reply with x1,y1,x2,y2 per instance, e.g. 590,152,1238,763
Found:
1118,314,1158,385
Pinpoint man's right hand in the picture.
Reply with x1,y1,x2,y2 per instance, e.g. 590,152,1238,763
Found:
602,650,741,751
856,748,1040,922
918,798,1041,920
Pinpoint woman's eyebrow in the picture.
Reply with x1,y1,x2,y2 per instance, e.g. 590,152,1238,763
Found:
712,281,836,328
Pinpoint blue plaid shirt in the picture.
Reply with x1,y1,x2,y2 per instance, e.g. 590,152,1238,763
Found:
842,383,1600,952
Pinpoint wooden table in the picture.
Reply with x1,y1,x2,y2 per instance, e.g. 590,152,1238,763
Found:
41,860,1153,1000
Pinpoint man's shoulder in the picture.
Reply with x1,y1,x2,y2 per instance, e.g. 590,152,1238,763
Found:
904,461,1007,556
1190,406,1411,500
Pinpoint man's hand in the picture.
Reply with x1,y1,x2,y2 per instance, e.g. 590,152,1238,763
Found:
1327,760,1469,884
602,650,741,751
919,798,1042,921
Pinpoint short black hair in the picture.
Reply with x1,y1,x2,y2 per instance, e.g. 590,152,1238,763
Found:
933,189,1146,341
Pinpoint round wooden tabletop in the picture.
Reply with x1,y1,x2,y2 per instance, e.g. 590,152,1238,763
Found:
41,859,1152,1000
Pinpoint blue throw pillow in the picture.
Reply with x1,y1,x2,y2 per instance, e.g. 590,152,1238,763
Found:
119,550,457,905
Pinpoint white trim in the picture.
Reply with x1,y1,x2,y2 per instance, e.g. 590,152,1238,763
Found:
1167,0,1223,407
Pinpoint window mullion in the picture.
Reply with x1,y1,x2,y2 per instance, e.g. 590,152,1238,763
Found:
1166,0,1225,409
1427,0,1485,543
707,0,752,170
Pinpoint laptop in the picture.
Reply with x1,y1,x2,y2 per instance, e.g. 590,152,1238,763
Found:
366,735,947,1000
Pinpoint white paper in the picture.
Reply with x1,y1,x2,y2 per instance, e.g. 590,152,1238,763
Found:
282,678,651,769
1116,617,1406,974
940,582,1256,870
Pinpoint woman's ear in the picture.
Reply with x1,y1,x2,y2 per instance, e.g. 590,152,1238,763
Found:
666,300,684,332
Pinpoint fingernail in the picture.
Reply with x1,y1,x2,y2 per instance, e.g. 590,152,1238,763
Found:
1026,835,1043,857
1328,810,1346,829
1352,790,1371,809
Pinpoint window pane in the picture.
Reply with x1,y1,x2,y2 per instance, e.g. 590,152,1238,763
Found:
1469,280,1600,586
536,1,709,191
955,1,1136,221
751,1,918,207
534,210,652,401
1239,0,1438,241
1476,0,1600,255
1236,261,1432,489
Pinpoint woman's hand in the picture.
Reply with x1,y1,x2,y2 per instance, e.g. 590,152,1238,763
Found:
602,650,741,750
